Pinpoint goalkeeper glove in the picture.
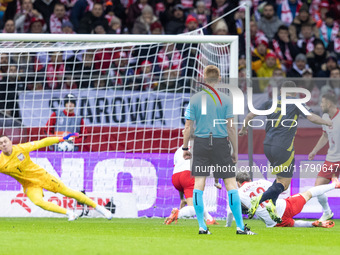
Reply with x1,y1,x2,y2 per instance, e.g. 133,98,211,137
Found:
59,133,79,142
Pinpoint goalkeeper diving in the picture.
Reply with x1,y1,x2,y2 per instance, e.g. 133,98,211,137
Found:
0,133,112,221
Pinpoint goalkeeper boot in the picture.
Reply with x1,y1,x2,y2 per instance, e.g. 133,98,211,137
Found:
67,210,79,221
312,220,335,228
95,205,113,220
248,194,262,219
198,227,211,235
164,208,179,225
319,211,334,221
265,199,282,223
236,224,257,235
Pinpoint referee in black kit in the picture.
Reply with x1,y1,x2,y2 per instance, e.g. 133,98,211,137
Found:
182,65,256,235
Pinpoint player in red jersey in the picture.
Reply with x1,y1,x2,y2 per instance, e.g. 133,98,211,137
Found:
164,144,218,225
309,93,340,221
227,172,338,228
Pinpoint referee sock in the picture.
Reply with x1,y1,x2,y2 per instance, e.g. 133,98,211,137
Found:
228,189,244,231
193,189,207,231
259,182,284,205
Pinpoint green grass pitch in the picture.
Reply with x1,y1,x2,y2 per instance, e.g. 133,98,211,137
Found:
1,218,339,255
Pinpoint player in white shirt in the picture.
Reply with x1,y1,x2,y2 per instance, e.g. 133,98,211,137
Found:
226,172,338,228
164,144,218,225
309,93,340,221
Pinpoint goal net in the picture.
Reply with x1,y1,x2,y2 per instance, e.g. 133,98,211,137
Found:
0,33,238,218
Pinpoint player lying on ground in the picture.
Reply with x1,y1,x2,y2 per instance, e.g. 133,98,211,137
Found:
226,172,338,228
308,93,340,221
164,144,218,225
0,134,112,221
239,81,332,223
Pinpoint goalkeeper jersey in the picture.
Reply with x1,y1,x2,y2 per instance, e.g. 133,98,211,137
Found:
0,137,59,188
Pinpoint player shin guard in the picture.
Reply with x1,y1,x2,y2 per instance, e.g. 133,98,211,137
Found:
317,193,332,213
193,189,207,230
309,183,336,197
259,182,284,205
228,189,244,231
178,206,196,218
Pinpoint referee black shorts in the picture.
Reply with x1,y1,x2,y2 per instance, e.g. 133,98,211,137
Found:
264,144,295,178
191,137,236,179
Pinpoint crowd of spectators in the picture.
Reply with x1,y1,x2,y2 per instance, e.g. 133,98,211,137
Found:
0,0,340,120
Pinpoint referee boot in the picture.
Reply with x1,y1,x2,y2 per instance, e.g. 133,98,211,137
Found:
67,210,79,221
198,227,211,235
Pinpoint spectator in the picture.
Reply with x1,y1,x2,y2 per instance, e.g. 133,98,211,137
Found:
92,74,111,89
2,19,15,33
61,74,78,90
33,0,58,32
212,19,228,35
132,4,158,34
288,3,318,43
50,2,69,34
296,24,316,54
150,21,163,34
61,20,75,34
271,25,299,71
108,51,135,89
13,0,43,33
277,0,303,26
78,3,109,34
257,3,284,40
313,1,329,26
45,93,87,152
286,53,308,77
157,43,182,72
317,53,338,78
300,67,320,107
46,51,65,89
307,39,328,75
0,64,23,122
330,29,340,59
70,0,93,32
29,17,45,33
92,22,107,34
108,16,122,34
319,67,340,101
257,52,279,78
257,52,281,92
126,0,151,32
136,60,157,90
192,1,209,28
104,0,126,25
319,11,339,50
252,36,271,73
165,4,185,34
211,0,238,35
158,0,179,29
183,14,198,33
73,50,96,88
240,20,267,55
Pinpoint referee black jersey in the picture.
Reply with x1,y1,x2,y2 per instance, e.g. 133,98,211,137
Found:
259,96,312,151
